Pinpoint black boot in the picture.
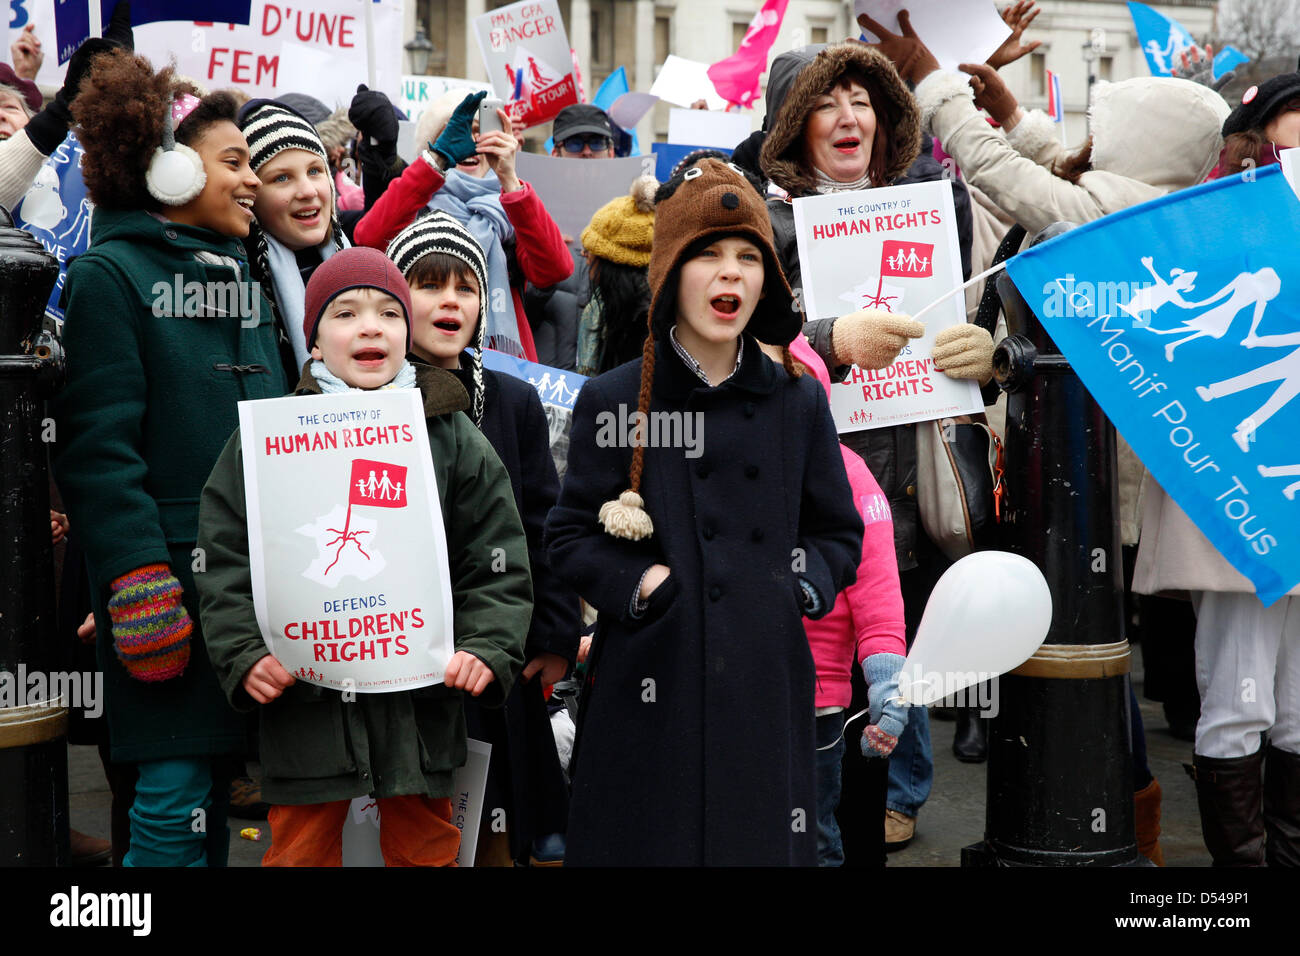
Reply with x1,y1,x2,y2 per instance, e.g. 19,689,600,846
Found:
1185,751,1265,866
1264,745,1300,867
953,707,988,763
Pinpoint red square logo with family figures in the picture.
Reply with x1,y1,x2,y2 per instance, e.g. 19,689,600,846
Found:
348,459,408,508
880,240,935,278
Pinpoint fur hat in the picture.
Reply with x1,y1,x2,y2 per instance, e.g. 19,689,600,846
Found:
597,159,804,542
303,246,412,353
760,42,921,197
387,211,490,426
648,158,797,347
581,175,657,268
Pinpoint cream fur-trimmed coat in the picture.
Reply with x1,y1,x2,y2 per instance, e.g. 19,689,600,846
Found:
916,71,1231,548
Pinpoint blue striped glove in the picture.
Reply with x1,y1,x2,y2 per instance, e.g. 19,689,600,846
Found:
862,652,908,758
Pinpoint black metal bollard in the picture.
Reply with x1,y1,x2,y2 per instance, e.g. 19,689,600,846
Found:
0,206,69,866
962,223,1140,867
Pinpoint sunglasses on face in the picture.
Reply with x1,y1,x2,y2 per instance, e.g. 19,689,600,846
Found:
561,133,613,153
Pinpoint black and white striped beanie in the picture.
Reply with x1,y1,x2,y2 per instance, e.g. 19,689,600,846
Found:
388,211,490,427
238,99,330,170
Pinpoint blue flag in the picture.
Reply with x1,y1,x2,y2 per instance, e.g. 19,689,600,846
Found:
1005,166,1300,604
11,132,93,327
55,1,254,64
1214,46,1250,81
593,66,639,157
1127,1,1195,76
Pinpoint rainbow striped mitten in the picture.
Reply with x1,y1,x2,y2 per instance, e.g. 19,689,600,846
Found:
106,564,192,681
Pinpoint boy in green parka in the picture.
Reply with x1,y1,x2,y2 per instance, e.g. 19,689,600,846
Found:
196,246,532,866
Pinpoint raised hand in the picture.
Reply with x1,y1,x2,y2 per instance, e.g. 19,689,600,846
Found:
857,9,940,85
987,1,1042,70
11,24,44,80
959,62,1021,126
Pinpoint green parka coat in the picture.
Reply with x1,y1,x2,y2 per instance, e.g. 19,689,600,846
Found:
196,364,533,805
51,208,289,763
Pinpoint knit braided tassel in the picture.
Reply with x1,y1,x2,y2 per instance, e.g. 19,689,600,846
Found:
106,563,193,682
599,490,654,540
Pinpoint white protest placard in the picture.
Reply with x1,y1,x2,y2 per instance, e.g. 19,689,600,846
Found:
398,74,493,124
516,152,657,248
1283,147,1300,199
649,55,728,111
855,0,1009,75
341,738,492,867
793,180,983,431
33,0,406,105
474,0,578,129
667,108,752,149
238,389,455,692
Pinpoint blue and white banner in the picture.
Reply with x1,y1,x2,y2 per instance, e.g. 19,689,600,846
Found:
54,1,254,63
1128,1,1195,76
1005,166,1300,604
11,131,92,327
481,349,586,480
1213,45,1250,80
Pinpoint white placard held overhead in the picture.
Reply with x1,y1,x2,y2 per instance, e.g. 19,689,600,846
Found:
667,108,752,149
649,55,728,111
855,0,1009,75
473,0,578,128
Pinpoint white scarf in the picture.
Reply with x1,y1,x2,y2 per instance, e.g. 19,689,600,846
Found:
311,359,417,393
813,166,872,194
265,229,350,370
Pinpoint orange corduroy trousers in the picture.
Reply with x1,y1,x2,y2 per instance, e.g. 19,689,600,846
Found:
262,795,460,867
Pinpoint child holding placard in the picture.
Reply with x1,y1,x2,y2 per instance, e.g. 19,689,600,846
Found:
545,160,865,865
388,212,579,865
196,247,533,866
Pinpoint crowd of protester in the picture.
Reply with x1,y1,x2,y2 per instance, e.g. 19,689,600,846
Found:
6,1,1299,867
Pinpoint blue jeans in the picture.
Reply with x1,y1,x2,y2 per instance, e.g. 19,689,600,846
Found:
123,757,230,867
814,713,847,867
886,705,932,817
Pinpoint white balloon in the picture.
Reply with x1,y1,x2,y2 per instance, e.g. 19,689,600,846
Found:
898,551,1052,706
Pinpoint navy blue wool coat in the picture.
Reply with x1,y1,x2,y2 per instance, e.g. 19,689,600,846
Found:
545,334,863,866
445,359,580,858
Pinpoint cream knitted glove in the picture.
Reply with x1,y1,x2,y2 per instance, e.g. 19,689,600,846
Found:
831,309,925,370
933,324,995,383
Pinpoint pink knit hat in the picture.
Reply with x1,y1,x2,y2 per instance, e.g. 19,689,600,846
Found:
303,247,413,352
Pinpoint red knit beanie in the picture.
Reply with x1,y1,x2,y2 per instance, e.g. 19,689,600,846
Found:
303,247,413,352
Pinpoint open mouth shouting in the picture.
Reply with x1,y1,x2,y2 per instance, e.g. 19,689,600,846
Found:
710,294,741,319
352,346,388,368
432,314,464,336
833,136,861,154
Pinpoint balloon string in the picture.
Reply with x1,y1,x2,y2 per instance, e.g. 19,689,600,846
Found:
815,695,910,751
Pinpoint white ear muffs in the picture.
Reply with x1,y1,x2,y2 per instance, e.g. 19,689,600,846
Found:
146,109,206,206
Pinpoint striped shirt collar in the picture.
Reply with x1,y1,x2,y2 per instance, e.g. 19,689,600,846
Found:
669,325,744,386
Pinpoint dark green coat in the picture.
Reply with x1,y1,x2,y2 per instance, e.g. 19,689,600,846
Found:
197,365,533,806
52,208,289,763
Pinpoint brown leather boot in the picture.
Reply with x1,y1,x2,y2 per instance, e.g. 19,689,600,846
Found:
1264,745,1300,867
1134,777,1165,866
1185,750,1265,866
69,829,112,867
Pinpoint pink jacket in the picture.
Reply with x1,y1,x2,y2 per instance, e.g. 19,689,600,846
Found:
791,335,906,708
